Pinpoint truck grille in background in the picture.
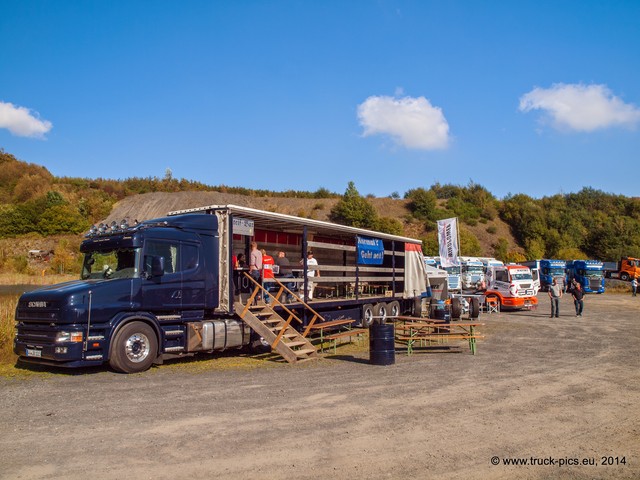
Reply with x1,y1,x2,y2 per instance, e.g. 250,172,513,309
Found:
589,279,601,290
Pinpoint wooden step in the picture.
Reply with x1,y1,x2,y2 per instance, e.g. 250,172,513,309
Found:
263,318,282,324
294,348,316,357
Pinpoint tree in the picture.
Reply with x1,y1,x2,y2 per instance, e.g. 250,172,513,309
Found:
330,182,378,229
374,217,404,236
505,250,526,263
404,188,437,221
492,238,509,262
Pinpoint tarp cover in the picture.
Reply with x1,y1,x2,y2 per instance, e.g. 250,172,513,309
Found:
404,243,428,298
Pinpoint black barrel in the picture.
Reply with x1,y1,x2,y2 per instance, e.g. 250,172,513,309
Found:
369,322,395,365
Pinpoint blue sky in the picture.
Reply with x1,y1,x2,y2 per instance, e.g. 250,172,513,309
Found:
1,0,639,200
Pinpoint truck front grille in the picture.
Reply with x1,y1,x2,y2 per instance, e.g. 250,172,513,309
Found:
16,324,58,345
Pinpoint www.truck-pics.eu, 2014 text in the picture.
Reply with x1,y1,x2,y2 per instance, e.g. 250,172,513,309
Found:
14,205,429,373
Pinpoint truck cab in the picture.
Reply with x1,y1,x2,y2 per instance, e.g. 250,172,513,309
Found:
13,215,243,373
484,264,538,310
460,257,484,291
604,257,640,281
540,259,566,292
566,260,605,293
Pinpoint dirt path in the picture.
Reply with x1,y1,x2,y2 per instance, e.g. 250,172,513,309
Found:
1,294,639,479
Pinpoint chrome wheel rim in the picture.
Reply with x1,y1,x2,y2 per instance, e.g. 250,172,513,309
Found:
124,333,150,363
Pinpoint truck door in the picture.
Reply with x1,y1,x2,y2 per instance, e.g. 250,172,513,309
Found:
180,242,205,310
142,239,183,312
531,268,540,292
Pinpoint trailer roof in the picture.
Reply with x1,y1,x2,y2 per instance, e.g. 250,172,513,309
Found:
168,204,422,244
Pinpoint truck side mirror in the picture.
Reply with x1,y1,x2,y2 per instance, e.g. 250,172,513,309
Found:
144,255,165,279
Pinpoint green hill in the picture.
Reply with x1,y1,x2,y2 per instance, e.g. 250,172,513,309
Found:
1,149,639,277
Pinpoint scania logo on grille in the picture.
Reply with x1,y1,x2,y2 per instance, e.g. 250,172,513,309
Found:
28,301,47,308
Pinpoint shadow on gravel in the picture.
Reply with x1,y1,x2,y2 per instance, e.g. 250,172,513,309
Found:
323,355,370,364
14,360,106,376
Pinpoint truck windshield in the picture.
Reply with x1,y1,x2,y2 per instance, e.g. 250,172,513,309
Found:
445,267,460,275
81,248,140,280
511,273,533,281
464,266,484,274
549,268,565,276
585,271,603,279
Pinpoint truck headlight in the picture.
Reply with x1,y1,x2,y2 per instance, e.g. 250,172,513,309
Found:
56,331,83,343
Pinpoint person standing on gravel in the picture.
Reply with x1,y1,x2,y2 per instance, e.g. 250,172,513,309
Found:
571,282,584,317
548,278,562,318
632,276,638,297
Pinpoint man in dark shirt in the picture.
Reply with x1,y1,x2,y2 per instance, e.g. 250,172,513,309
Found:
275,251,294,302
571,283,584,317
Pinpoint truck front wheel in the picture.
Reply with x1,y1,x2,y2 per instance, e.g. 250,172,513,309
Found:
109,321,158,373
621,272,629,281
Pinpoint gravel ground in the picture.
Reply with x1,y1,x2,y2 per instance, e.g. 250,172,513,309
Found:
0,293,639,480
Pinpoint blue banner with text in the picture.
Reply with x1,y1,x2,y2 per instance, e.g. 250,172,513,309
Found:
357,236,384,265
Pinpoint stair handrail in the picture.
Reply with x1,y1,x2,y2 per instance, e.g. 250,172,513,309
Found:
240,273,325,338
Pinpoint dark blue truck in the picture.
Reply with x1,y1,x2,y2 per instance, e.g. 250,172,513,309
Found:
14,205,428,373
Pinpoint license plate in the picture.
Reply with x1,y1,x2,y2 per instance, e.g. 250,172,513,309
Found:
26,348,42,358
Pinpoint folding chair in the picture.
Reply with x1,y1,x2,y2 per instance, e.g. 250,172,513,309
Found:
485,297,500,314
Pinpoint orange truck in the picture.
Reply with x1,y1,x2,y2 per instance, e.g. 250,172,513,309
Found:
484,264,538,310
603,257,640,281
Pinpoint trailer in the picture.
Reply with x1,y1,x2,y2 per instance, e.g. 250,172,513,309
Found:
14,205,429,373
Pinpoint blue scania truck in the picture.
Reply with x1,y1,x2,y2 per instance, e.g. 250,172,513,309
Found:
14,205,428,373
565,260,605,294
522,259,566,292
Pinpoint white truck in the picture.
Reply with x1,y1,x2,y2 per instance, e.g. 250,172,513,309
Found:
460,256,485,291
484,264,538,311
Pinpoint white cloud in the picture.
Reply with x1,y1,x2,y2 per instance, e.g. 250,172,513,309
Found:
0,101,53,138
357,95,450,150
519,83,640,132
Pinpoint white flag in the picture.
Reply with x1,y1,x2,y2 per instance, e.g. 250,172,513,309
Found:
437,217,459,267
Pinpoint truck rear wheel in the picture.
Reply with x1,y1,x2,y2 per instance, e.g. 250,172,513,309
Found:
109,321,158,373
361,304,375,327
451,298,462,320
374,303,388,324
470,297,480,319
387,301,401,319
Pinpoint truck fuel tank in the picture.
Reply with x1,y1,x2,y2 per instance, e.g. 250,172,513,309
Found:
187,320,249,351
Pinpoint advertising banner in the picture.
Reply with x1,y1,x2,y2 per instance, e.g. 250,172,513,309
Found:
437,217,459,268
357,236,384,265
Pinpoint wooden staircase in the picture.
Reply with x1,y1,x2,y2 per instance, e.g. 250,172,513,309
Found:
234,301,318,363
235,272,350,363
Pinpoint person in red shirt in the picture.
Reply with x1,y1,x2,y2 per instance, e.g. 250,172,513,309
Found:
261,249,275,304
